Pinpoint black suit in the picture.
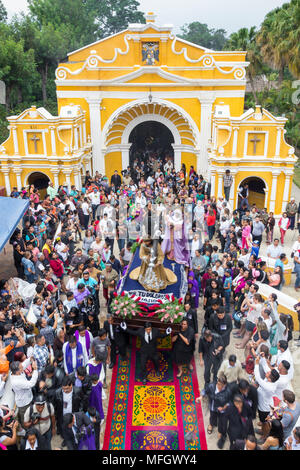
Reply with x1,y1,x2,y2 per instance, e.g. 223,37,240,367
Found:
62,412,92,450
110,174,121,189
104,320,127,364
223,402,254,447
126,327,168,380
54,386,82,435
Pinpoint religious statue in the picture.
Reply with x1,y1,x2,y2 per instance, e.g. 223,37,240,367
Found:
161,208,191,267
129,236,177,292
142,42,159,66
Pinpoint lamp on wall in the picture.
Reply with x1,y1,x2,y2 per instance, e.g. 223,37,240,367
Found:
148,87,153,103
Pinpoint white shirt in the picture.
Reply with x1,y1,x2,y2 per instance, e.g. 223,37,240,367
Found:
77,332,93,362
55,242,68,262
11,370,38,407
62,390,73,415
0,375,5,398
280,217,290,231
254,364,278,412
247,302,263,324
89,192,100,205
274,373,292,400
82,202,90,216
66,277,78,293
273,349,294,380
267,244,283,259
25,439,38,450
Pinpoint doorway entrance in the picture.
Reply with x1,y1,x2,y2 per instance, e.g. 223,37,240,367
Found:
129,121,174,169
238,176,266,209
28,172,50,199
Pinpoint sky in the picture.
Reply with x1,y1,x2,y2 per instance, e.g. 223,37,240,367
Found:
2,0,288,34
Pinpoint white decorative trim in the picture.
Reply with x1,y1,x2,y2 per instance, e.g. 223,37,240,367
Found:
56,35,132,79
170,35,247,79
56,90,246,100
102,98,201,148
55,78,246,88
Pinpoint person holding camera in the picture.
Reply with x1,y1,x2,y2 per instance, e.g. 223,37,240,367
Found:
2,324,26,363
23,394,56,450
10,358,38,429
0,415,19,450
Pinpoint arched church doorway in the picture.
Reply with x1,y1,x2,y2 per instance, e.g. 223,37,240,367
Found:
238,176,267,209
129,121,174,171
28,172,50,199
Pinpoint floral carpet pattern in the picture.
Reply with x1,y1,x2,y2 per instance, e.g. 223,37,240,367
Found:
103,338,207,450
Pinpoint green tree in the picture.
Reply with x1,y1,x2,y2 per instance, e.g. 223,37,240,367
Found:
84,0,145,38
0,24,38,110
179,22,227,50
257,1,300,83
0,1,7,23
225,27,264,104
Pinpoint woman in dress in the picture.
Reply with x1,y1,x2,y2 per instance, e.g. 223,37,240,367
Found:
172,319,195,378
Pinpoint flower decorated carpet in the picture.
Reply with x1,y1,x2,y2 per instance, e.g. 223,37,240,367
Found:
103,338,207,450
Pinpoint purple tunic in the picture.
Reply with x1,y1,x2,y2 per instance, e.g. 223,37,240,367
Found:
89,382,104,420
86,361,103,378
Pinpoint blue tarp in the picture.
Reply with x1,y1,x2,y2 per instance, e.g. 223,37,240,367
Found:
0,197,30,252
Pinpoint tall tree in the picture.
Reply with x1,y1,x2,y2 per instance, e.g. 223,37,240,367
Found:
0,24,37,110
257,1,300,83
84,0,145,38
179,22,227,50
225,27,263,103
0,0,7,23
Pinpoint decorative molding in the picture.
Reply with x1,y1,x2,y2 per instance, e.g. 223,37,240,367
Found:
170,35,247,79
56,35,132,79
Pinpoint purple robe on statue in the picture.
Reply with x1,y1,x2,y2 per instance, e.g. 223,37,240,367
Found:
161,221,191,267
89,382,105,420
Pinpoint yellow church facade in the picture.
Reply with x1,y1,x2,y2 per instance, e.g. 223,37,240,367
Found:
0,12,297,214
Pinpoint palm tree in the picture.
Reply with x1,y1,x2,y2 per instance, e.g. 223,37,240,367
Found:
225,27,263,104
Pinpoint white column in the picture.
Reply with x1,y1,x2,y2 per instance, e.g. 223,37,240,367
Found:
210,169,216,198
172,144,182,172
216,169,225,198
51,170,60,189
62,170,72,191
79,124,83,149
198,97,214,176
2,167,11,195
86,98,104,175
50,127,56,156
14,168,22,191
74,170,82,190
229,170,237,209
82,115,87,144
281,171,293,212
74,127,79,150
11,126,19,155
119,144,131,170
232,127,239,157
275,127,282,158
269,171,281,213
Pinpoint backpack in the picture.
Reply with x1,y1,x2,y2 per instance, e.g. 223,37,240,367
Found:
245,354,255,375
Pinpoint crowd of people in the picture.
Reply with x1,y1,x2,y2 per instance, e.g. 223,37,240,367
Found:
0,158,299,451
